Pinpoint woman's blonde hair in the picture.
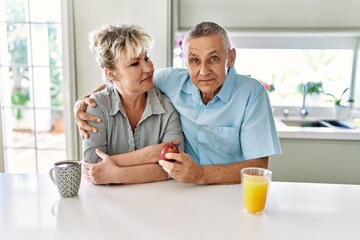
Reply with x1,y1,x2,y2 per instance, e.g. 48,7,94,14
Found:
89,23,152,70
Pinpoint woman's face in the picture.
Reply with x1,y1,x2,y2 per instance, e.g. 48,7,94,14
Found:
106,51,154,95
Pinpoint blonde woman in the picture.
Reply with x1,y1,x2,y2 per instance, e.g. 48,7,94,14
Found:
82,24,183,184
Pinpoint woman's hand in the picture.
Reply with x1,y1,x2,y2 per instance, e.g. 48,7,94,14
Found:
82,149,120,184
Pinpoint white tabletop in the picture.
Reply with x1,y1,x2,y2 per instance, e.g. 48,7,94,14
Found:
0,173,359,240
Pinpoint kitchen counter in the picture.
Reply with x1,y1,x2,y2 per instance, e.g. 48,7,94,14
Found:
1,173,360,240
275,117,360,140
273,106,360,140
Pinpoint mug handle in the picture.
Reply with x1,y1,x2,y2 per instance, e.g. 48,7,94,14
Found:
49,168,56,185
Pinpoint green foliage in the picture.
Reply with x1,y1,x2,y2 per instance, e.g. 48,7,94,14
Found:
297,81,324,95
11,89,30,120
325,88,354,107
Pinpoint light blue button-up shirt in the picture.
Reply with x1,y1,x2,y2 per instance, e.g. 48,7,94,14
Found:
154,67,281,165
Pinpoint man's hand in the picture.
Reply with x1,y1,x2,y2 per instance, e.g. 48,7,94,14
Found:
158,151,204,184
82,149,120,184
159,153,269,185
74,97,101,139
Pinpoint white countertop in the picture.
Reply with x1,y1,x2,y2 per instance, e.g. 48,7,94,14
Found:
1,173,359,240
275,118,360,140
273,106,360,140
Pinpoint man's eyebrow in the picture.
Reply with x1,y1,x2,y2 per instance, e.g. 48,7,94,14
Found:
188,52,198,57
207,50,220,56
188,50,220,57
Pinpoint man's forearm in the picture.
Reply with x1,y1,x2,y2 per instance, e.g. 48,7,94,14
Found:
197,157,269,185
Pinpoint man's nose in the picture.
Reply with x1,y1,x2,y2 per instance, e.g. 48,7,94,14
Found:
199,62,211,75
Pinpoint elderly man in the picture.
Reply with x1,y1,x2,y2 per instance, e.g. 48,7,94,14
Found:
75,21,281,184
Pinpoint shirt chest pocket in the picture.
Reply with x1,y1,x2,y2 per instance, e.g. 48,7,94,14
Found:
210,126,240,154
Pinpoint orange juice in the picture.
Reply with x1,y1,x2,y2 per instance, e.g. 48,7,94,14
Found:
242,175,269,213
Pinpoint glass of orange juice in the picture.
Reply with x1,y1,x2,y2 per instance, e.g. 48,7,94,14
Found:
241,167,272,214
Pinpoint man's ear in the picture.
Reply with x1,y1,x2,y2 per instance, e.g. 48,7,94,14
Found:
104,68,115,81
227,48,236,68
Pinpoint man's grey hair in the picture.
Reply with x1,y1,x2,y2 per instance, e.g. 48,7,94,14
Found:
182,22,231,57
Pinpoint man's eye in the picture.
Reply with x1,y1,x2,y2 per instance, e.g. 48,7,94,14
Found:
209,56,219,62
189,58,199,64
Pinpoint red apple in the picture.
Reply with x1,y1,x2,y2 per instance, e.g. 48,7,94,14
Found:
159,142,179,162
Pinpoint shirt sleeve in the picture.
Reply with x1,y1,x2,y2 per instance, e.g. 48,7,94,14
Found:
240,86,282,159
153,68,171,92
159,96,184,152
153,68,182,99
82,95,108,163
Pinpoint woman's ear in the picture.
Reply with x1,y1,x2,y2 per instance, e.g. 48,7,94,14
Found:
104,68,115,81
227,48,236,68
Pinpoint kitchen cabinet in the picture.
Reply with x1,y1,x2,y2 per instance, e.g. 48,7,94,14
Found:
269,139,360,184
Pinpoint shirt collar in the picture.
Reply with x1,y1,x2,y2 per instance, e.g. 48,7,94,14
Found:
216,68,237,103
144,88,166,116
109,87,165,116
181,67,237,104
109,86,121,116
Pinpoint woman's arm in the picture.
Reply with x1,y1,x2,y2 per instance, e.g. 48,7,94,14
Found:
83,149,169,184
110,142,172,166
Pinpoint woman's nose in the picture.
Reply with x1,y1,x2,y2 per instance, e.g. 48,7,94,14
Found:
143,61,154,73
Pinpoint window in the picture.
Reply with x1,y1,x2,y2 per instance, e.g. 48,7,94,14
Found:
0,0,65,173
173,33,359,108
234,48,353,106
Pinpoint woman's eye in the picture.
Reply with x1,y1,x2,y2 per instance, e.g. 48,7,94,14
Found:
144,55,150,61
130,62,139,67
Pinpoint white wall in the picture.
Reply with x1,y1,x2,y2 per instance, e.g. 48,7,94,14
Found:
73,0,170,97
178,0,360,30
0,102,3,172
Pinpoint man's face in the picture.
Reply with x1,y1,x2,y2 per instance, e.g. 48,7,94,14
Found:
186,34,234,103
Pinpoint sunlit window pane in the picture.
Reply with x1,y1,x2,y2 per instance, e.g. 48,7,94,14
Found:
49,24,63,67
4,0,28,22
3,107,35,148
29,0,61,22
31,24,50,66
235,49,353,106
6,23,29,65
